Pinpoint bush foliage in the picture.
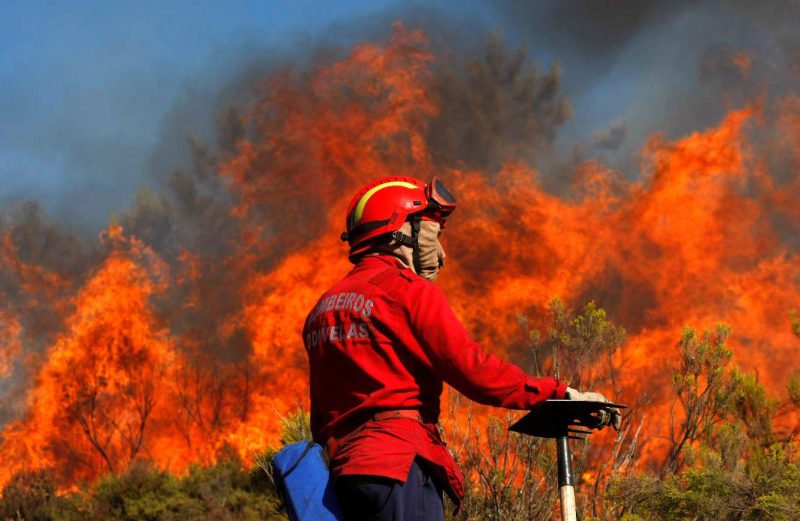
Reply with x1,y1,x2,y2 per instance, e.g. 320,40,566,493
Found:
3,301,799,520
441,301,800,520
1,449,285,521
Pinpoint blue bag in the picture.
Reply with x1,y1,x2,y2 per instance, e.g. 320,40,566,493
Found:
272,441,345,521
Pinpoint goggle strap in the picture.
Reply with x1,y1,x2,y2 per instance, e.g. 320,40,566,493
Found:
390,230,415,247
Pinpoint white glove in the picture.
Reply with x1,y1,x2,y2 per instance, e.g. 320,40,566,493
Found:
566,387,622,431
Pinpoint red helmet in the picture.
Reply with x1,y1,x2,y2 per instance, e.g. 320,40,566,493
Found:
341,176,456,259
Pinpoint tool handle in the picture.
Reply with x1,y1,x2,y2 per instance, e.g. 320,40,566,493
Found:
557,435,577,521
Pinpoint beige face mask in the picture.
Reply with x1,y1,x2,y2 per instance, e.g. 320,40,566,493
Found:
373,220,446,281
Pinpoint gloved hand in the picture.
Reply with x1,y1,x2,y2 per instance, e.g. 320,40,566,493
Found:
566,387,622,431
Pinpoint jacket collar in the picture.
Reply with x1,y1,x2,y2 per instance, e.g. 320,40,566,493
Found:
356,253,410,272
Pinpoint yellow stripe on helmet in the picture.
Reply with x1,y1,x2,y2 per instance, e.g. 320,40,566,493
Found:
353,181,419,224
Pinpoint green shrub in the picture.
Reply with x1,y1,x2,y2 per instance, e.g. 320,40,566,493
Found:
0,468,81,521
607,443,800,520
0,452,285,521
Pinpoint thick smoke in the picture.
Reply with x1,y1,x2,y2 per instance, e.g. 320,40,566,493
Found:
0,203,98,422
426,34,571,172
489,0,692,86
490,0,800,176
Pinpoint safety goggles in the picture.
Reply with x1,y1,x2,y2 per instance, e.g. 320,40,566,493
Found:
425,176,457,219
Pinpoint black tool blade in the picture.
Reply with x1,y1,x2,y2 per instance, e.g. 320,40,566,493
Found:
509,399,628,438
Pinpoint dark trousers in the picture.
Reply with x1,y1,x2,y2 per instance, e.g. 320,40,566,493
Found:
334,458,444,521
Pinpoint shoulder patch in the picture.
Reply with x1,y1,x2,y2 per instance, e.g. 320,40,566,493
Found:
368,267,418,300
397,270,415,282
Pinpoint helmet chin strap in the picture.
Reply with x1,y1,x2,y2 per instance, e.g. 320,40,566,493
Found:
389,214,423,274
410,214,422,275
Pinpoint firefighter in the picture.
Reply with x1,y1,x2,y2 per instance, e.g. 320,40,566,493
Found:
302,176,620,520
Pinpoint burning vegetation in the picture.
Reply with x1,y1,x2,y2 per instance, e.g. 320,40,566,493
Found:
1,16,800,520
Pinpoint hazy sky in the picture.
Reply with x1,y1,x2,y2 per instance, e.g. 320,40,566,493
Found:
1,1,792,231
1,1,474,229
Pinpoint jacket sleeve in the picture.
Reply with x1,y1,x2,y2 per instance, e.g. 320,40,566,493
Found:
403,280,566,409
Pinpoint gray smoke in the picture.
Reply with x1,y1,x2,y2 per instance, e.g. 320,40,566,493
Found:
489,0,800,175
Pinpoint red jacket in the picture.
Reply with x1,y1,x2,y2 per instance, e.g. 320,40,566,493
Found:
302,254,567,503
